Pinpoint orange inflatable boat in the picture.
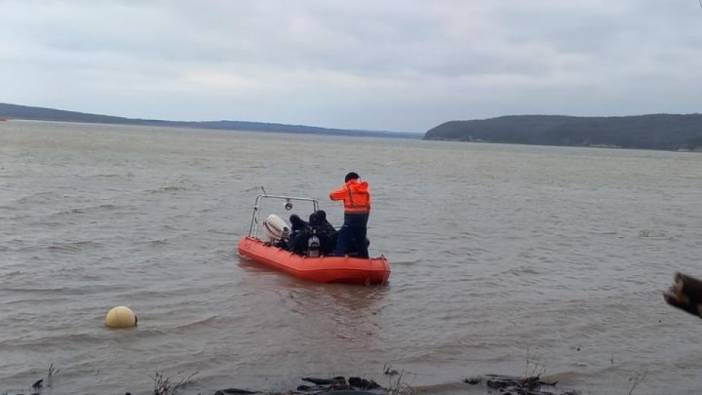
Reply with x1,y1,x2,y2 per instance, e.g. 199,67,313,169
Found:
237,193,391,285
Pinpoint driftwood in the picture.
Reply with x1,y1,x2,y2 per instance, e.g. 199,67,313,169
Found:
482,375,578,395
298,376,381,393
663,272,702,318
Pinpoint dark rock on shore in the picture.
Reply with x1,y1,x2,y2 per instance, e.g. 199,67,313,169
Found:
483,374,578,395
214,388,259,395
216,376,384,395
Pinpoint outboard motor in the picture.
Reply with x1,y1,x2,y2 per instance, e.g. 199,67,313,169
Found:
307,229,320,257
262,214,290,243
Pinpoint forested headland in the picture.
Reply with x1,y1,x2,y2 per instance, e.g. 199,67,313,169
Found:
0,103,420,139
424,114,702,151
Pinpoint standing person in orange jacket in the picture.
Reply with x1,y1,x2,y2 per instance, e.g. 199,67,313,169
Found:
329,172,371,258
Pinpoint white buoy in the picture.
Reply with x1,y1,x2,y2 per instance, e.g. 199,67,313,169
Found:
105,306,137,328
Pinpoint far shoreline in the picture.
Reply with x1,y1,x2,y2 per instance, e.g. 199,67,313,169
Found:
4,115,701,154
424,135,702,154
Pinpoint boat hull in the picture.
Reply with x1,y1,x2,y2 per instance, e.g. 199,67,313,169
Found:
238,237,390,285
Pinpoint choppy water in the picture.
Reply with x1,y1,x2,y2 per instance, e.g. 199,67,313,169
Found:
1,120,702,395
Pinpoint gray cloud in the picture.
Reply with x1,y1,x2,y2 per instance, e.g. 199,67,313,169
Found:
1,0,701,131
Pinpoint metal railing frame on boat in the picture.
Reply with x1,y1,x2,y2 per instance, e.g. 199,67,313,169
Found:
248,194,320,238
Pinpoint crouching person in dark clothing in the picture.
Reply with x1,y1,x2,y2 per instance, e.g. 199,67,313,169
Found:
288,214,310,256
309,210,338,256
329,172,371,258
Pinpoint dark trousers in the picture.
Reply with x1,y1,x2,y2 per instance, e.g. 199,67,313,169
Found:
334,212,369,258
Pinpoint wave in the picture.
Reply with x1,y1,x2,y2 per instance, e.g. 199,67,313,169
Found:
2,295,72,305
160,185,188,192
0,270,24,277
93,173,124,178
173,315,220,331
96,204,120,210
638,229,671,239
147,183,195,194
389,258,421,266
207,229,237,236
14,192,57,205
502,265,541,276
59,207,85,215
48,204,122,218
3,286,73,293
146,176,201,194
0,328,168,351
47,240,102,252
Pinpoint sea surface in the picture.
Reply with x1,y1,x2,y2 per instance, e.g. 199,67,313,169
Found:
1,121,701,395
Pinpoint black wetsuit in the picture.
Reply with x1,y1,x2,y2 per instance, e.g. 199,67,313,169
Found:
288,214,310,255
309,210,338,256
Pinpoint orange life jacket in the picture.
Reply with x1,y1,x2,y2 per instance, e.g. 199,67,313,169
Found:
329,179,371,214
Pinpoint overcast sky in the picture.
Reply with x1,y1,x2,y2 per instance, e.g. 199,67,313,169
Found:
2,1,701,132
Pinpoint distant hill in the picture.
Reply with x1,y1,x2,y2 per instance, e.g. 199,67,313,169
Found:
0,102,420,139
424,114,702,151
